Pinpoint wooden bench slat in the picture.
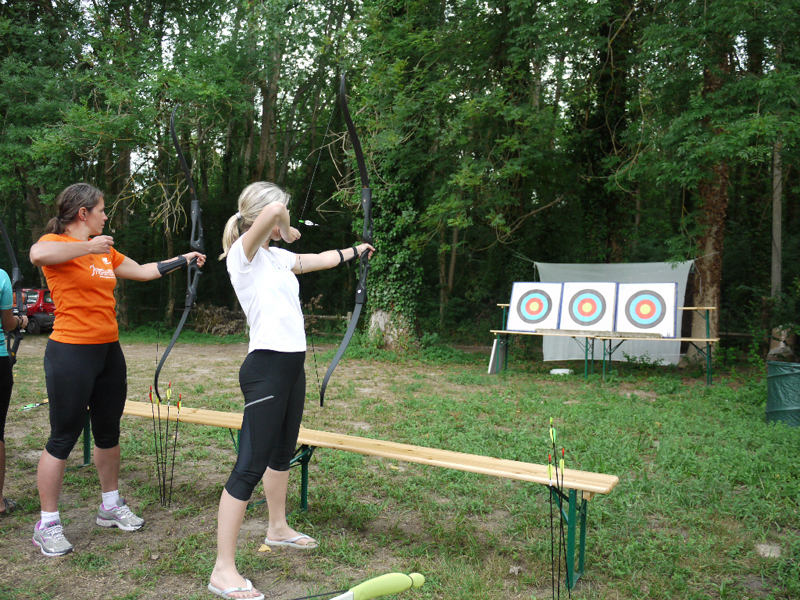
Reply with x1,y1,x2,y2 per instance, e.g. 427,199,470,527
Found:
490,329,587,338
122,401,619,495
123,401,244,429
491,330,719,343
296,429,619,495
595,336,719,342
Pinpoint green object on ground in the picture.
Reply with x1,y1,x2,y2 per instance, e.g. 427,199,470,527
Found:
766,361,800,427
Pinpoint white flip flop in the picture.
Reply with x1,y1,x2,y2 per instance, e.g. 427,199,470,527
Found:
208,578,265,600
263,533,318,549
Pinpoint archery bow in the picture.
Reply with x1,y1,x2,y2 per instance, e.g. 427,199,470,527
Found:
0,216,25,366
153,105,205,438
318,73,373,406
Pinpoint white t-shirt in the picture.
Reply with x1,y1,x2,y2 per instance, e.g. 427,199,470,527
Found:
227,239,306,354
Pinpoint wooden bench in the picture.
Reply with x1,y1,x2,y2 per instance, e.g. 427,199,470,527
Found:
120,400,619,590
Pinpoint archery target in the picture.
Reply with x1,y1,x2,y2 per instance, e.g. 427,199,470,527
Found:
615,283,678,337
506,282,563,332
560,282,617,332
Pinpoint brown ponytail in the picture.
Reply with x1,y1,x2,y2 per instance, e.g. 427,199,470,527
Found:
45,183,104,234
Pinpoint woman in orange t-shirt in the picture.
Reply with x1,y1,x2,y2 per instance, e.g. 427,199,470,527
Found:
28,183,206,557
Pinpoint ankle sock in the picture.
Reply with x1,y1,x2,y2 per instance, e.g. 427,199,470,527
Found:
40,510,60,526
102,490,120,510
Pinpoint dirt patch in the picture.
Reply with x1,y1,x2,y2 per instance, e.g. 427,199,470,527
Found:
4,335,550,600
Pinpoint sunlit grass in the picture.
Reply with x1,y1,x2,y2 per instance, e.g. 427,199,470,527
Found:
1,336,798,599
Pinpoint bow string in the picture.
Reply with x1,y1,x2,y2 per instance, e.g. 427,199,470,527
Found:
153,105,205,405
318,73,373,406
0,216,25,366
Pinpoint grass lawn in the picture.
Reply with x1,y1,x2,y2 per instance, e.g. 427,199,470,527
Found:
0,333,797,599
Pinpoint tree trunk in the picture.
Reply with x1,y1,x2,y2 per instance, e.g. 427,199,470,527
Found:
447,227,458,293
771,137,782,298
691,163,729,342
369,309,416,351
690,45,732,347
438,229,446,329
255,46,282,182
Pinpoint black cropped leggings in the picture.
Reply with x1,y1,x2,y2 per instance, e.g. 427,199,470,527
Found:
0,356,12,442
43,339,127,460
225,350,306,501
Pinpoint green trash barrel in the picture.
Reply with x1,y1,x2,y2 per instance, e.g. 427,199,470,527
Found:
766,361,800,427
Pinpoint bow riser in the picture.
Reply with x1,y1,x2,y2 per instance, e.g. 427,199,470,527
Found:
190,197,204,254
361,188,373,244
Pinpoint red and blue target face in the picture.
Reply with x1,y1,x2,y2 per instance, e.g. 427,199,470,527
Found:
624,290,665,329
568,290,607,326
516,290,553,324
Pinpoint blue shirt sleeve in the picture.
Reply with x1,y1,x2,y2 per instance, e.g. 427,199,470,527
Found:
0,269,12,358
0,269,12,310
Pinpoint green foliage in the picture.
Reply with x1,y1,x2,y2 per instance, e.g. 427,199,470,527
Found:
776,535,800,596
0,0,799,350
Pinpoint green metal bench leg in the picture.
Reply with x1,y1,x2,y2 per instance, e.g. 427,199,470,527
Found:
551,487,587,591
578,494,588,579
566,489,576,589
290,445,316,512
583,338,589,379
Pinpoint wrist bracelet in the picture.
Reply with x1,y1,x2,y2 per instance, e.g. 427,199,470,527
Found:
336,249,344,265
157,255,189,276
347,246,359,264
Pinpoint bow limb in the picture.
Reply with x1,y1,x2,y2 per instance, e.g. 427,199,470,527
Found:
0,216,24,366
339,74,373,244
318,292,364,404
318,74,373,406
154,106,205,403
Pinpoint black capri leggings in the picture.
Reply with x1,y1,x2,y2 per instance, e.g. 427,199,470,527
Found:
0,356,12,443
43,339,127,460
225,350,306,501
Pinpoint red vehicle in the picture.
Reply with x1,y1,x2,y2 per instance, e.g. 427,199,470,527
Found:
22,288,55,334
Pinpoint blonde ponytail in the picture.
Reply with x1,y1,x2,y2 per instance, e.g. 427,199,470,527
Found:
219,182,291,259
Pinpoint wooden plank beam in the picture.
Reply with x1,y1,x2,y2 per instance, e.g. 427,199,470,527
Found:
122,401,619,496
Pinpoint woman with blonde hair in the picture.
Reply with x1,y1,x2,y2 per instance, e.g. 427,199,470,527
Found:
208,182,374,600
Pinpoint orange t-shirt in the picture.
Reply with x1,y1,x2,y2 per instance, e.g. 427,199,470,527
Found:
39,234,127,345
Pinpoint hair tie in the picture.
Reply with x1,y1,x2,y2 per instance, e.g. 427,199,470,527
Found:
235,212,241,220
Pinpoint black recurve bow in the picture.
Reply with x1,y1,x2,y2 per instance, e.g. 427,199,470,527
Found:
0,216,25,366
153,106,205,404
318,74,373,406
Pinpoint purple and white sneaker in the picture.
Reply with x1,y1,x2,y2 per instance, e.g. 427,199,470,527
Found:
96,498,144,531
32,519,73,556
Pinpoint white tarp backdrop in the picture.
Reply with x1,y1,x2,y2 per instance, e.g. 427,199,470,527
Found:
534,262,693,365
